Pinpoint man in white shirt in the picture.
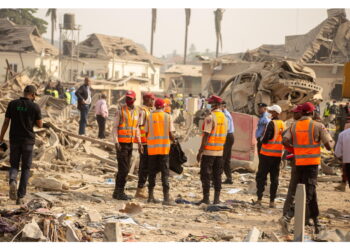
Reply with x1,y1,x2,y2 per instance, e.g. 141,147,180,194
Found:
334,127,350,191
95,93,109,139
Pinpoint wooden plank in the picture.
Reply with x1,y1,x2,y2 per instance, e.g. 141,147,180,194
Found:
294,184,306,242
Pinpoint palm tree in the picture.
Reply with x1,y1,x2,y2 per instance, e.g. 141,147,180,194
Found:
214,9,224,58
150,9,157,55
183,9,191,64
46,9,57,45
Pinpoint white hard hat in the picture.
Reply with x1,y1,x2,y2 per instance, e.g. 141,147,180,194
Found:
267,104,282,114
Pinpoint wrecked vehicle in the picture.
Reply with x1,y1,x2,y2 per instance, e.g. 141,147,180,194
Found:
217,60,323,119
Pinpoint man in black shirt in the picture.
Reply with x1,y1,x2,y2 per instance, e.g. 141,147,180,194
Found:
0,85,43,205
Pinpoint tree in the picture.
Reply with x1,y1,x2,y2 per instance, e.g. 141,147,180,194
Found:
214,9,224,58
0,9,48,34
46,9,57,45
150,9,157,55
183,8,191,65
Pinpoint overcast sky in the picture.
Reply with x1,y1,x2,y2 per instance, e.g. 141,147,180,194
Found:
36,8,350,57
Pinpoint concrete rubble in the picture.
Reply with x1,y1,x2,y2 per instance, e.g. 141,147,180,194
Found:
0,70,349,242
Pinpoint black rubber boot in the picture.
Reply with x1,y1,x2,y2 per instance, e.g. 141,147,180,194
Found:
113,188,132,200
222,179,233,184
147,189,160,203
213,191,221,204
162,190,175,205
197,189,210,205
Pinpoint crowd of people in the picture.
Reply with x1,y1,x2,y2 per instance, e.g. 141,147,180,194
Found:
1,79,350,236
43,80,77,105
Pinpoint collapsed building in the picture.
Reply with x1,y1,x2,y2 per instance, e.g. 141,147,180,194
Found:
202,8,350,110
0,18,59,81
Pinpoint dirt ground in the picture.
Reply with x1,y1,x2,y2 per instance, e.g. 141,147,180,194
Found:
1,161,349,242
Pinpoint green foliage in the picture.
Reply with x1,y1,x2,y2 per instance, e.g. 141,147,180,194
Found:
0,9,48,34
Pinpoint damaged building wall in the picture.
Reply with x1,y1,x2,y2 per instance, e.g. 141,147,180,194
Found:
0,52,59,80
73,33,162,91
201,61,255,94
306,63,344,100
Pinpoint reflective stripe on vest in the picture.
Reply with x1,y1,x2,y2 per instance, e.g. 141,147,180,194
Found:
292,119,321,166
260,120,285,157
118,105,138,143
133,106,151,143
147,111,171,155
204,111,227,151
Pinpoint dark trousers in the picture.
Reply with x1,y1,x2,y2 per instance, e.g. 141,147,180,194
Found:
148,154,170,192
257,141,262,161
283,160,298,217
9,143,34,198
342,164,348,183
256,154,281,201
79,104,90,135
200,155,223,193
96,115,106,139
137,145,149,188
345,164,350,188
115,143,133,190
223,133,235,181
295,165,319,219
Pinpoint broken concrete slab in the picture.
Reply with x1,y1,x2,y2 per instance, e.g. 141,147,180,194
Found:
21,219,46,242
66,224,80,242
244,227,261,242
271,232,281,242
316,230,342,242
88,210,102,223
294,184,306,242
103,222,123,242
31,177,69,191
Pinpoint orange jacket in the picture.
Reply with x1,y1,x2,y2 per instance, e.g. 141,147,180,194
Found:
147,111,171,155
118,105,138,143
134,106,151,144
204,111,227,151
164,98,171,114
261,120,285,157
292,119,321,166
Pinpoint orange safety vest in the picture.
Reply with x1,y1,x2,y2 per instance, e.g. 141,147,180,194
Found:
134,106,151,144
292,119,321,166
118,105,138,143
260,120,285,157
204,111,227,151
164,98,171,114
147,111,171,155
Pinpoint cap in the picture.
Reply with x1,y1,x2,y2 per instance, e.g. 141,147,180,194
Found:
126,90,136,99
143,92,155,100
267,104,282,114
24,85,39,96
155,98,165,109
206,95,223,104
291,104,303,113
257,103,268,108
301,102,316,113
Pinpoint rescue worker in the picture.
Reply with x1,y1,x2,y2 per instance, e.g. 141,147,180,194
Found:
64,88,71,105
145,98,175,205
329,100,338,124
323,102,331,123
256,103,271,160
256,104,285,208
164,95,172,114
281,102,334,234
112,90,143,200
134,92,155,199
196,95,228,205
222,101,235,184
278,105,303,233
